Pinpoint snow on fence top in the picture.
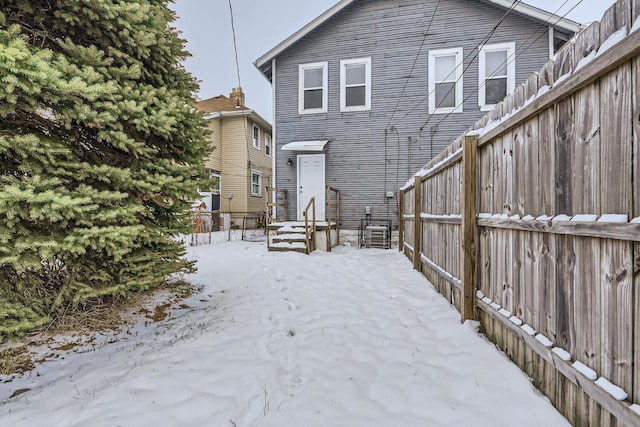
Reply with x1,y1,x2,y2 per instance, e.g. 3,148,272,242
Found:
398,1,640,425
401,5,640,191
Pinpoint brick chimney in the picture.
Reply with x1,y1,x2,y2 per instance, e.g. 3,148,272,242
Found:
229,87,245,107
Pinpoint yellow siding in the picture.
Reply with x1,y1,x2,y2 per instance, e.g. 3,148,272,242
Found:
220,116,248,219
247,119,273,214
204,118,222,172
202,113,272,226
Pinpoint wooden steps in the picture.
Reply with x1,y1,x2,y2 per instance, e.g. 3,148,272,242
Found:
267,223,313,253
265,186,340,254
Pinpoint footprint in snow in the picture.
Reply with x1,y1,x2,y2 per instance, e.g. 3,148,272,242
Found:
260,308,273,326
278,366,314,397
283,297,299,311
234,375,266,426
251,339,272,361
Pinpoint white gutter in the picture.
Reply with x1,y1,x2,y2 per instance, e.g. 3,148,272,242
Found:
203,112,222,120
487,0,582,33
204,109,272,131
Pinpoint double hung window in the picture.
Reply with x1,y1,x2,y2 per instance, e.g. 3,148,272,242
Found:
340,57,371,111
299,62,328,114
252,125,260,149
428,48,463,114
479,42,515,111
265,134,271,156
251,171,262,197
206,169,221,194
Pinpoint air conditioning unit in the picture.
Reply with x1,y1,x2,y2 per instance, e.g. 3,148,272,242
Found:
365,225,390,249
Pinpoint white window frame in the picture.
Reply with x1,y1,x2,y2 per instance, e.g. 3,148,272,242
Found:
340,57,371,112
478,42,516,111
298,61,328,114
428,47,464,114
207,170,221,195
200,169,221,195
252,125,260,149
250,170,262,197
265,134,271,157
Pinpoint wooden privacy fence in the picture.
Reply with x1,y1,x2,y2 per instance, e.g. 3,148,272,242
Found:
399,1,640,425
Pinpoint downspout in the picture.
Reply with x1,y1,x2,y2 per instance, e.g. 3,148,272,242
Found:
384,127,388,220
430,124,439,159
407,136,412,178
271,58,277,220
384,129,389,211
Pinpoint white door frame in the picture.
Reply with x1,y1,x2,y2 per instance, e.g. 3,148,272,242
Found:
296,154,325,221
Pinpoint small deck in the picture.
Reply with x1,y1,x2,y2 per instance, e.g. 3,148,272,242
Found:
267,221,339,253
266,186,340,254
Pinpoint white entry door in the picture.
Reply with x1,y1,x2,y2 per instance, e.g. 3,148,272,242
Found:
297,154,325,221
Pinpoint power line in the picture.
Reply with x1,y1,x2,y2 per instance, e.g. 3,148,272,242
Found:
386,0,442,129
227,0,254,199
384,0,442,217
429,0,584,132
386,0,517,192
228,0,242,90
391,0,523,127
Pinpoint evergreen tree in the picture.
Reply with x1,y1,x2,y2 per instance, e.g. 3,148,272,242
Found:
0,1,209,337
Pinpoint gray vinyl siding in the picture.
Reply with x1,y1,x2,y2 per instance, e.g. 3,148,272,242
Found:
274,0,564,230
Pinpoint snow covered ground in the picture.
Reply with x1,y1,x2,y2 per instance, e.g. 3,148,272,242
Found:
0,240,569,426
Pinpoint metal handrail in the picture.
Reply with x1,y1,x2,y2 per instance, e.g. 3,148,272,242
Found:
302,196,316,254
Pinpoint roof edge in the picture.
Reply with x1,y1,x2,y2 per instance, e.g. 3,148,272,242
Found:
204,109,272,130
486,0,582,33
254,0,583,79
254,0,355,73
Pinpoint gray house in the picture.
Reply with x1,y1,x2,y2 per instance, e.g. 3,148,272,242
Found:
255,0,581,242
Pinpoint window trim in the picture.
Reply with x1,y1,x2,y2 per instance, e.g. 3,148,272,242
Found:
200,169,221,195
340,57,372,112
478,42,516,112
250,170,262,197
252,124,260,149
428,47,464,114
265,133,272,157
298,61,328,114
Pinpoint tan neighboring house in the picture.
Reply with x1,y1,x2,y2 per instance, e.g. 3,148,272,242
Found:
196,87,273,229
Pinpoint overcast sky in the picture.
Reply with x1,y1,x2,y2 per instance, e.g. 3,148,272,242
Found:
171,0,617,121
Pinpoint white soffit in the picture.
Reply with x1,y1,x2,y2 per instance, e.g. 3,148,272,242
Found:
281,140,329,152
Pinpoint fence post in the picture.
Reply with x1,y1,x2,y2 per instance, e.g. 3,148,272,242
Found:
462,134,478,322
413,176,422,270
398,190,404,252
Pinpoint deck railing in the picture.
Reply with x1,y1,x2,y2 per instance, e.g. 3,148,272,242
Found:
326,186,340,249
302,197,316,254
266,186,287,224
